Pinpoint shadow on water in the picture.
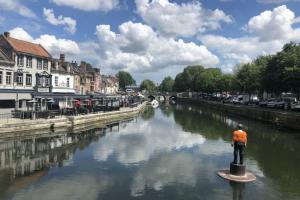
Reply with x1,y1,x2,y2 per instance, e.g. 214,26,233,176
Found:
141,106,155,121
169,103,300,197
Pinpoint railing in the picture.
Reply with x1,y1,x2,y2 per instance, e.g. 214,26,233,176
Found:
0,101,143,123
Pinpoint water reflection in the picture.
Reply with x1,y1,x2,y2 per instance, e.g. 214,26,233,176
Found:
93,111,205,165
172,103,300,198
0,104,299,200
130,152,199,197
230,182,245,200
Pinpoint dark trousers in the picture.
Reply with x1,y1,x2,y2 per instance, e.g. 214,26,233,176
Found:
233,142,245,164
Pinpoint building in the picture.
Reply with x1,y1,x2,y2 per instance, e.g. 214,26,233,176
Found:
76,61,101,95
51,54,75,94
0,32,52,112
101,75,119,95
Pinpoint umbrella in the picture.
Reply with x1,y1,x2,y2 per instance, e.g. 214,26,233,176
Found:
28,99,38,103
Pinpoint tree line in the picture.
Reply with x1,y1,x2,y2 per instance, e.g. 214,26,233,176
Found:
117,42,300,98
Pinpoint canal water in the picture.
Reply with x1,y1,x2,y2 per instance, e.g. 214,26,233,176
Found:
0,103,300,200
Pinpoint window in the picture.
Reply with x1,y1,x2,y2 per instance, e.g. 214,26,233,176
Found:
55,76,58,86
67,77,70,87
37,59,42,70
17,74,23,86
6,72,12,85
45,77,49,87
17,55,23,67
43,60,48,70
26,56,32,68
0,71,2,84
38,76,43,86
26,74,32,86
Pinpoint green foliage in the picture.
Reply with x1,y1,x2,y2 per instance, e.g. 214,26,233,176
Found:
172,42,300,98
235,63,261,94
198,68,222,93
173,65,204,92
116,71,136,90
261,42,300,98
140,79,157,92
159,76,174,92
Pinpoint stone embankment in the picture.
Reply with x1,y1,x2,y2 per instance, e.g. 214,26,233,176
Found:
0,102,146,138
178,97,300,131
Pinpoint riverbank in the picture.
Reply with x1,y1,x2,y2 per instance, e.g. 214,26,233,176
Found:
0,102,147,137
178,97,300,131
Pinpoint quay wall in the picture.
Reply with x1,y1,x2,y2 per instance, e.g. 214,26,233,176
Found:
178,98,300,131
0,102,146,136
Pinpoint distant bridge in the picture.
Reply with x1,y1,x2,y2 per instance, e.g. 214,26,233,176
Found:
146,92,178,103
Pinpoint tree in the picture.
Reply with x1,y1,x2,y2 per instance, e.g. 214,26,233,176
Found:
236,63,261,98
280,43,300,99
159,76,174,92
173,65,205,92
173,73,186,92
116,71,136,90
198,68,222,93
140,79,157,92
219,74,235,92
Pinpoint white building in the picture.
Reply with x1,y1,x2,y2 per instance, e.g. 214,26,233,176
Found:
50,54,75,109
0,32,52,112
51,54,75,94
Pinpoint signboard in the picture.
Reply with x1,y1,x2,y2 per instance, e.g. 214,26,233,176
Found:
37,88,50,93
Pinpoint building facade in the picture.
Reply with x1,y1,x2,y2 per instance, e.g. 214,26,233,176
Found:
101,75,119,95
75,61,101,95
0,32,52,111
51,54,75,94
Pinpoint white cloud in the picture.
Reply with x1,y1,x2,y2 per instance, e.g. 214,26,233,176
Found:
199,5,300,73
93,118,205,165
0,0,36,18
43,8,77,34
52,0,119,12
9,27,80,57
92,21,219,73
246,5,300,41
131,152,199,197
135,0,232,37
257,0,300,4
9,27,34,41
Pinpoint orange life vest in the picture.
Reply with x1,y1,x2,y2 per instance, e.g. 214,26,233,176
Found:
232,130,247,143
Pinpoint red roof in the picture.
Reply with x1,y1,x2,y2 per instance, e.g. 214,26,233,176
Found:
6,37,51,58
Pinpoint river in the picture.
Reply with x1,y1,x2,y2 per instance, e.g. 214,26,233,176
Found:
0,103,299,200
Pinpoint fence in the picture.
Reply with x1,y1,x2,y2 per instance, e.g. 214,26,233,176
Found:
0,101,142,123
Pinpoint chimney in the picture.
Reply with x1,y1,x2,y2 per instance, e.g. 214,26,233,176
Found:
60,54,65,62
80,61,86,72
4,32,10,38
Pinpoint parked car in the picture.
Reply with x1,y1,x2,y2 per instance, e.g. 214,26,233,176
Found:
291,103,300,111
267,98,284,109
232,95,259,105
282,97,297,109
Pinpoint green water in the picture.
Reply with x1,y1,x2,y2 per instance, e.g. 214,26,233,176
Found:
0,103,299,200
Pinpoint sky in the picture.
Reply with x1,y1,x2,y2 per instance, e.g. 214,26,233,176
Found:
0,0,300,84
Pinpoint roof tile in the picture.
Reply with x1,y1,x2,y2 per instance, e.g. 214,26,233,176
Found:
6,37,51,58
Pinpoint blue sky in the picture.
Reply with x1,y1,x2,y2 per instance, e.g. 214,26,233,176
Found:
0,0,300,83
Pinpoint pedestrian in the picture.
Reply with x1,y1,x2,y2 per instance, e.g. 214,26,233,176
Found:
231,124,247,165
